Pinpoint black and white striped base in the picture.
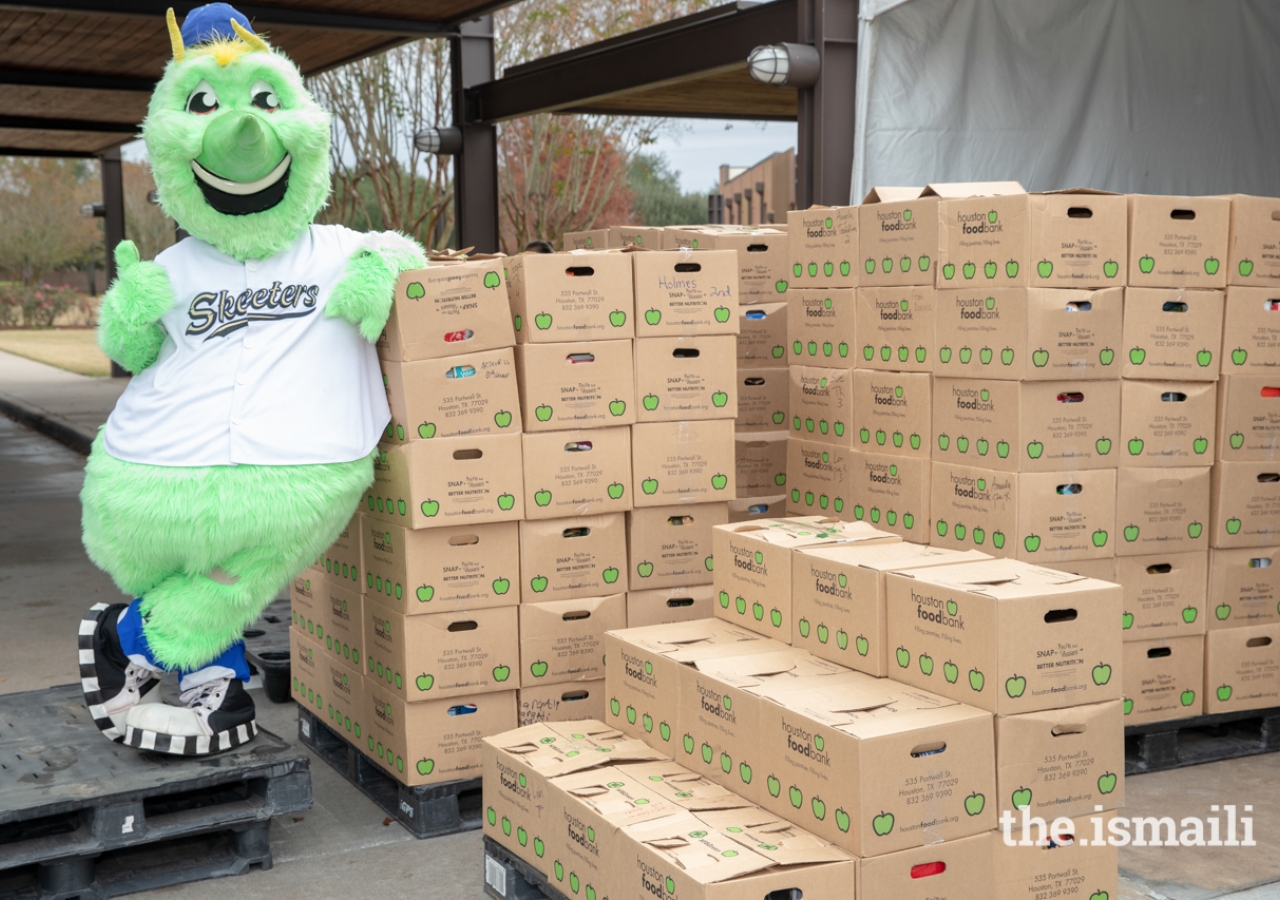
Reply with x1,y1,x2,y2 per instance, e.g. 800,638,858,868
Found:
123,720,259,756
79,602,125,742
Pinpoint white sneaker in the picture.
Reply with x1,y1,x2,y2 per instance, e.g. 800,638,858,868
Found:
124,676,257,755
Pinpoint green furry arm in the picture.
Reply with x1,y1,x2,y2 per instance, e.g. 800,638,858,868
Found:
326,232,427,343
97,240,176,373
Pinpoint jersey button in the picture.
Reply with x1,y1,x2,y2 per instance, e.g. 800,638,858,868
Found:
246,260,259,272
236,375,247,385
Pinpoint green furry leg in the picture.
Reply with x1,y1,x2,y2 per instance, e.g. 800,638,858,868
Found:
82,432,373,670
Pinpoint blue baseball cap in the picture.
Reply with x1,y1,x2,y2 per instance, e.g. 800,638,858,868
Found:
180,3,255,47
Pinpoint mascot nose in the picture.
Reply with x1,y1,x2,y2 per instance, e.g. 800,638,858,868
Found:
198,111,286,183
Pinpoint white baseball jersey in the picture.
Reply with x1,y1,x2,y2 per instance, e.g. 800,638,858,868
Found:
103,224,392,467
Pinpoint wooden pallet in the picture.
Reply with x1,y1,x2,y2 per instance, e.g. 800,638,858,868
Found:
0,684,310,899
297,705,484,839
1125,705,1280,774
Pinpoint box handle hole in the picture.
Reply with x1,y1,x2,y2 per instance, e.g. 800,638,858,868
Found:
566,353,595,364
448,703,478,715
1161,392,1187,402
448,533,480,546
910,741,946,758
667,597,695,608
1249,557,1272,568
748,503,770,514
561,690,589,702
445,365,476,379
443,329,474,343
1066,206,1093,218
565,441,593,452
1057,392,1084,403
744,376,766,386
1161,301,1188,313
565,266,595,277
447,620,478,632
762,890,802,900
1171,209,1197,220
562,527,590,538
1045,608,1078,623
666,515,694,526
673,348,701,358
1065,301,1092,312
453,449,482,460
1146,563,1172,575
1247,637,1273,647
562,610,591,622
1147,646,1172,659
1261,387,1280,398
910,862,946,879
674,262,702,273
745,310,766,320
1259,473,1280,483
1051,723,1086,736
1056,483,1082,495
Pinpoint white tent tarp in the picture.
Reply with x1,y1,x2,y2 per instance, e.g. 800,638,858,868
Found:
853,0,1280,202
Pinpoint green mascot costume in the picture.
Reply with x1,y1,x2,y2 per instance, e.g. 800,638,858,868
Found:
79,3,425,755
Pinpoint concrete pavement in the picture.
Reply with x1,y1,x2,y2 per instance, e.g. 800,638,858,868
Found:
1,355,1277,900
0,349,126,452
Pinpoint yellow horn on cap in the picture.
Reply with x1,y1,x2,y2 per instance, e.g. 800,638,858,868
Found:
166,8,184,62
231,18,271,53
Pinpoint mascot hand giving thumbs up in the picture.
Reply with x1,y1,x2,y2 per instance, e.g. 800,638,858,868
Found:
79,3,425,755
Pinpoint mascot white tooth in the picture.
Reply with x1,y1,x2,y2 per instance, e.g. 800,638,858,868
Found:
79,2,425,755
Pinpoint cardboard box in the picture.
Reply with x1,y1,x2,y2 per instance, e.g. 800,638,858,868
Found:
1025,190,1129,287
506,251,635,343
365,435,524,529
728,495,787,522
603,618,771,747
1117,552,1209,640
632,250,740,335
522,427,633,520
1128,194,1231,289
792,542,989,676
1204,623,1280,713
1119,379,1217,467
1217,374,1280,461
315,513,364,592
705,229,790,300
620,761,758,813
290,629,364,742
884,558,1123,714
852,369,931,459
736,302,788,367
663,225,711,250
1122,287,1225,380
517,681,606,726
1222,286,1280,374
786,288,857,366
930,462,1116,562
364,678,516,786
362,600,520,701
519,514,627,603
734,432,788,498
1208,546,1280,629
933,286,1125,382
1122,635,1204,724
617,808,855,900
480,721,664,872
785,439,855,519
626,586,716,627
931,377,1121,473
609,224,665,249
562,228,609,251
515,340,636,431
380,349,521,444
786,205,859,289
676,647,852,805
1210,459,1280,548
735,367,789,432
712,518,899,641
290,572,325,639
855,285,935,372
1228,194,1280,285
845,450,932,542
753,670,997,857
627,502,726,590
789,365,855,446
631,419,736,507
858,187,937,287
519,593,627,687
1056,557,1117,581
360,520,519,614
993,812,1119,900
931,181,1030,288
994,700,1125,819
1115,466,1211,556
859,832,994,900
314,577,364,668
380,263,515,363
634,335,737,422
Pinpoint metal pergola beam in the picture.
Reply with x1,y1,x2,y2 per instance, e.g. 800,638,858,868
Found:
795,0,857,207
0,68,155,91
561,105,796,122
0,145,99,157
0,1,460,35
0,115,137,133
451,16,498,253
466,0,797,123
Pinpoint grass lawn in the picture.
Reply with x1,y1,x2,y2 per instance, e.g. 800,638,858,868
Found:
0,328,110,377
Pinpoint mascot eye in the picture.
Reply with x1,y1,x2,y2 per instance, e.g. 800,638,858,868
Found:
251,80,281,112
186,81,219,115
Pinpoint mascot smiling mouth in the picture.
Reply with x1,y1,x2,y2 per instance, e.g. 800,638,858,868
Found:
191,154,291,215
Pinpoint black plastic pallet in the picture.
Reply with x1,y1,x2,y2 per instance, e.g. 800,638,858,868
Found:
483,836,565,900
0,684,311,900
296,704,484,839
1125,705,1280,774
243,595,292,704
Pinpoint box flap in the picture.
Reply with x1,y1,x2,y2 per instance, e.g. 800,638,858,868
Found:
609,619,763,655
629,813,776,883
922,181,1026,199
489,721,664,776
558,767,683,826
695,808,852,866
1033,188,1121,197
798,542,989,572
615,761,752,811
893,557,1104,598
723,518,897,550
862,186,925,204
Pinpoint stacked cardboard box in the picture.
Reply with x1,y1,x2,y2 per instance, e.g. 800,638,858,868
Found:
1119,196,1228,724
626,247,740,634
783,205,861,520
290,258,529,786
505,249,638,724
